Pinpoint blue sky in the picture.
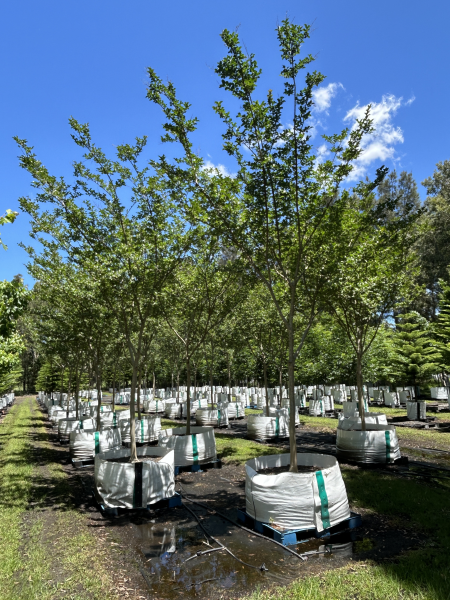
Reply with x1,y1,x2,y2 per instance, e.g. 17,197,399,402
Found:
1,0,448,287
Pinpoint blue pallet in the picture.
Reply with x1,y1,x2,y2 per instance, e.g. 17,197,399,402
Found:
93,489,182,516
237,509,362,546
174,459,222,475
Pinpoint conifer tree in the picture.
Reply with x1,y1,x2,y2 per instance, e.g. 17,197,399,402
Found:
394,311,441,393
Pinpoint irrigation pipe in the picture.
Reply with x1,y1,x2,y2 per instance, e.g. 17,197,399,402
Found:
182,501,267,571
178,485,308,562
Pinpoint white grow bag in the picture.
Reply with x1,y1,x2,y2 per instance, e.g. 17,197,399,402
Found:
119,417,162,444
158,426,217,466
58,417,81,441
181,399,209,418
336,424,401,464
269,406,299,425
225,401,246,419
309,398,325,416
245,453,350,532
196,408,229,427
342,402,359,417
70,428,122,460
95,446,175,509
165,401,182,419
89,406,111,418
247,412,289,440
337,413,387,430
384,392,399,407
51,411,76,425
406,401,426,421
144,399,166,413
99,412,120,428
430,387,449,400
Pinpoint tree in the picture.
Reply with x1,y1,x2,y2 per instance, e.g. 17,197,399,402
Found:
0,277,29,393
393,311,441,393
147,20,381,471
416,160,450,319
0,209,18,250
327,189,417,426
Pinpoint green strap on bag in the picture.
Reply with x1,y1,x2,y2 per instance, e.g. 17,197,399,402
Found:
385,430,391,462
192,434,199,464
94,431,100,455
140,419,144,443
79,420,83,430
275,415,280,437
315,471,331,529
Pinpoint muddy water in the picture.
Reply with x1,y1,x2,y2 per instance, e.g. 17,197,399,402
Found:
132,512,359,599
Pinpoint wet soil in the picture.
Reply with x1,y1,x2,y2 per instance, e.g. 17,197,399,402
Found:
257,465,317,475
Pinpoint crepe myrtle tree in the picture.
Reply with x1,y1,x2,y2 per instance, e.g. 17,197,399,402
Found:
326,191,419,427
146,20,385,471
162,235,247,435
15,122,193,462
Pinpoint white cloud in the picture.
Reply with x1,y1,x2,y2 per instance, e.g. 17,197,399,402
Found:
312,82,344,114
343,94,410,181
314,143,330,167
201,160,234,177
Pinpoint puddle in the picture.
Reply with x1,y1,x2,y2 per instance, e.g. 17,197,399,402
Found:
133,516,364,599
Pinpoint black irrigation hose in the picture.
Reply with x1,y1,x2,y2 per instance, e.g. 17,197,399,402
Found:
182,500,267,571
178,485,308,562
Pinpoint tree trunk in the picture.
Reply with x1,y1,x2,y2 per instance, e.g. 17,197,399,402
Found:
186,356,191,435
129,362,139,462
153,370,156,401
264,359,270,417
227,354,231,388
75,368,80,420
137,367,142,420
287,322,298,473
176,371,180,402
356,329,366,431
112,368,116,413
66,370,72,418
95,360,102,433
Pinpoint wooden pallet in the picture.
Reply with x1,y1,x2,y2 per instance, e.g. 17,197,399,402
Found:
236,509,362,546
92,488,182,516
174,459,222,476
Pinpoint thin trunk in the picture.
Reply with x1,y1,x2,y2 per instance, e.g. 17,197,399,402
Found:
129,362,138,462
95,358,102,433
356,328,366,431
176,371,180,402
137,367,142,420
186,356,191,435
60,368,65,410
112,367,116,413
75,368,80,420
227,354,231,388
193,363,197,399
66,370,72,418
263,359,270,417
288,312,298,473
153,370,156,401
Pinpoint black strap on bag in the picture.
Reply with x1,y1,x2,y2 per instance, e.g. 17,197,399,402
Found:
134,461,143,508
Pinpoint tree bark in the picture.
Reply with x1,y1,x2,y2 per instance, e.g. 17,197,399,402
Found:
288,317,298,473
95,357,102,433
264,359,270,417
137,366,142,420
356,329,366,431
75,368,80,420
129,361,139,462
66,370,72,418
186,356,191,435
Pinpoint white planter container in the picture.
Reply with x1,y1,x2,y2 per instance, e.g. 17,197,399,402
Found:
51,411,76,425
430,387,449,400
95,446,175,509
337,413,387,430
181,399,209,417
164,402,182,419
99,412,120,429
58,417,81,441
268,406,299,425
309,398,325,416
89,406,111,418
70,428,122,459
384,392,399,407
246,412,288,440
245,453,350,532
158,426,217,466
225,401,245,419
406,401,426,420
336,424,401,463
195,408,229,427
144,399,166,413
342,402,359,418
119,417,162,444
